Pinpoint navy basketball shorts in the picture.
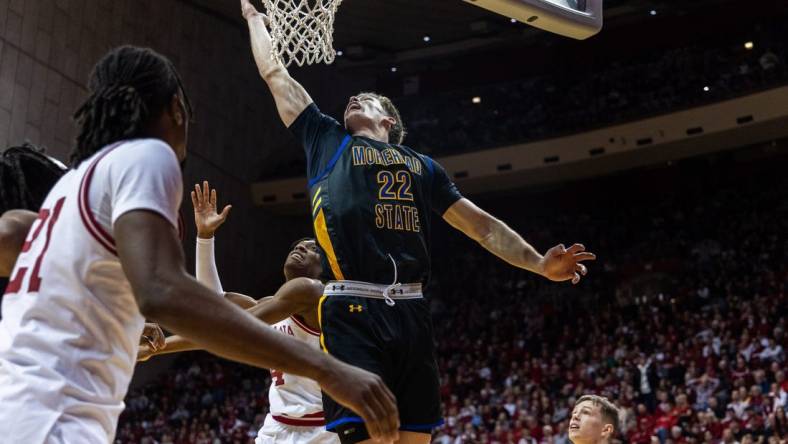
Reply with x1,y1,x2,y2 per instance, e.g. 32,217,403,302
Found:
318,282,443,444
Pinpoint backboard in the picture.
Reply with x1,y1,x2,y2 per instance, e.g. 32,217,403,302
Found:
464,0,603,40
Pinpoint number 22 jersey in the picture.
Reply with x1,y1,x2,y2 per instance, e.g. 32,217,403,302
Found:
290,104,463,285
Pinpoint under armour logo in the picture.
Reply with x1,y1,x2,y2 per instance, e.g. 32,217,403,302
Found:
390,288,404,295
349,304,363,313
331,284,346,291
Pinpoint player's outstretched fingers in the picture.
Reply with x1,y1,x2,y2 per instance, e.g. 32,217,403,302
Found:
240,0,261,20
194,183,204,205
573,252,597,262
572,272,581,285
202,181,210,203
566,243,585,254
358,383,399,443
320,360,399,442
152,332,165,351
359,399,383,443
142,323,166,351
546,244,567,258
576,263,587,276
371,382,400,442
219,205,232,220
190,191,198,209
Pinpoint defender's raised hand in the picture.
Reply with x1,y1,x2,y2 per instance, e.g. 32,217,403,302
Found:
191,181,232,239
538,243,596,285
241,0,265,21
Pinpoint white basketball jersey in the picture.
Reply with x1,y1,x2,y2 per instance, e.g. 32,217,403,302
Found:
267,315,325,425
0,139,182,443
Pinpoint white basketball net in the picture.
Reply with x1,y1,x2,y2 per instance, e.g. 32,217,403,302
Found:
261,0,343,67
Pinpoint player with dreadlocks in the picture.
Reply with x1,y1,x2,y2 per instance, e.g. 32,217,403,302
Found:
0,45,398,443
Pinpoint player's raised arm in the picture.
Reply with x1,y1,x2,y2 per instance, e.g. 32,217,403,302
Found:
241,0,313,127
192,181,229,291
424,156,595,284
0,210,38,277
443,198,596,285
191,180,259,308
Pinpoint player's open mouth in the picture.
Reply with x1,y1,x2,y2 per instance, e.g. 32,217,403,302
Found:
569,424,580,430
290,252,304,261
347,103,361,112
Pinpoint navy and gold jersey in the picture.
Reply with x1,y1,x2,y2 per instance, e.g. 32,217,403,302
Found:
290,104,462,285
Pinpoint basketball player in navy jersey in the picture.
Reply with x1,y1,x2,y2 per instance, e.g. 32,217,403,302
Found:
242,1,596,443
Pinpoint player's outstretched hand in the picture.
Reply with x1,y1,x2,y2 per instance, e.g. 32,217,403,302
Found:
141,322,166,351
318,360,400,443
538,243,596,285
191,181,232,239
240,0,266,22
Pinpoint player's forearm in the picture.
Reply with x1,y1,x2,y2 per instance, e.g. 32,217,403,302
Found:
478,218,544,274
226,292,258,309
195,238,255,307
151,295,266,358
247,278,321,323
246,15,312,126
247,297,294,325
195,237,223,293
144,276,331,381
155,335,201,355
246,14,281,79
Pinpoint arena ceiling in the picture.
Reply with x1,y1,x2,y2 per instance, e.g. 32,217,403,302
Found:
186,0,747,67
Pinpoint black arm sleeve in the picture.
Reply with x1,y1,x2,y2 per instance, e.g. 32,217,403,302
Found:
288,103,349,181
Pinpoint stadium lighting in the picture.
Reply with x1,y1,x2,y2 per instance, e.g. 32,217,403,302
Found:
510,18,517,23
744,41,754,50
390,66,398,72
649,10,657,16
336,50,343,56
703,86,710,92
472,96,481,104
423,35,431,43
